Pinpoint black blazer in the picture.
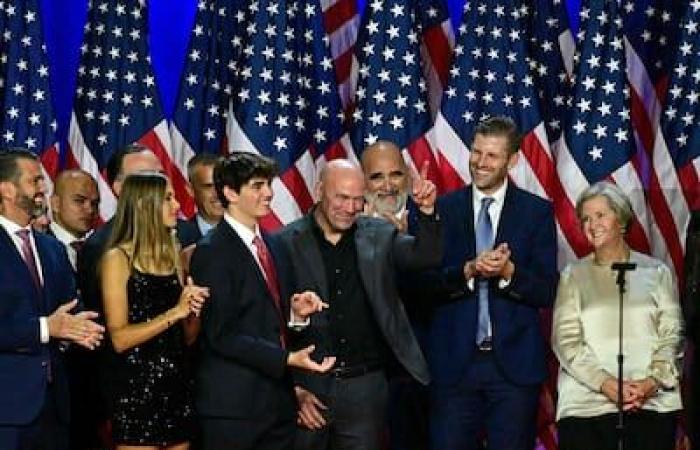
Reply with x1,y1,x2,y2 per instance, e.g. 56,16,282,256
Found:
190,220,295,420
274,211,442,395
684,210,700,344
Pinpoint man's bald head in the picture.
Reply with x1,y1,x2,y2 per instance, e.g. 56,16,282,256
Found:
314,159,365,236
360,140,409,215
51,169,99,237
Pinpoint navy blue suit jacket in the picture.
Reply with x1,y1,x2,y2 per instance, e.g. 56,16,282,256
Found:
0,227,76,425
190,220,296,421
426,185,558,387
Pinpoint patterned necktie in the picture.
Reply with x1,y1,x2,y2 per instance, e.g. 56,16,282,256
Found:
252,235,286,348
16,229,42,294
475,197,495,345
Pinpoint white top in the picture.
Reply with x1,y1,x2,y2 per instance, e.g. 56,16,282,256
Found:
553,251,683,420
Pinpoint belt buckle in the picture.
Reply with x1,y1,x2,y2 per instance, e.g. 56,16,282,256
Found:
477,339,493,352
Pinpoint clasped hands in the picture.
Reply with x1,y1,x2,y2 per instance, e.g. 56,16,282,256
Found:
287,291,336,374
464,242,515,282
601,376,659,411
47,299,105,350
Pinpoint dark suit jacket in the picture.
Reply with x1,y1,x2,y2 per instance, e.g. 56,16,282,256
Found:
176,216,203,248
0,227,75,426
683,210,700,344
425,185,558,387
190,220,295,420
274,211,442,396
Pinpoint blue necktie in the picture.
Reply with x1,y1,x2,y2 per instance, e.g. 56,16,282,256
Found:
475,197,494,345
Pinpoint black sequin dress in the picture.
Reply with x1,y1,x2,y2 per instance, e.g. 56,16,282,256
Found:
110,270,194,445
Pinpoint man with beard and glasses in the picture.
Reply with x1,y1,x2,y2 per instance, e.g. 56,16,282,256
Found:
0,148,104,450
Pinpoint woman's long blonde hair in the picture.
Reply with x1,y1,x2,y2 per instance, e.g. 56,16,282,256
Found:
106,171,180,274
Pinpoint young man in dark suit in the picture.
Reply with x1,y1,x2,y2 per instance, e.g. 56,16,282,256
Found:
275,159,441,450
190,152,334,450
426,116,558,450
0,149,104,450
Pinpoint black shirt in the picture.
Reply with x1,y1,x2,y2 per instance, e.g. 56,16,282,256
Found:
311,219,389,370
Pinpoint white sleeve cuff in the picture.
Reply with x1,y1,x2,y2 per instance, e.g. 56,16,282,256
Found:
288,315,310,331
39,317,49,343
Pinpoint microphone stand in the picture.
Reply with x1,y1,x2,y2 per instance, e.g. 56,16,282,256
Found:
611,262,636,450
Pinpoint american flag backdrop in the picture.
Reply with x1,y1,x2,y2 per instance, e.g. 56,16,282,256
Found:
169,0,241,165
3,1,700,448
224,0,347,229
0,0,59,190
348,0,445,191
67,0,193,220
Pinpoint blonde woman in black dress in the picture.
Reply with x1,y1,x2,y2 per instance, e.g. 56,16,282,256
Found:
101,172,209,449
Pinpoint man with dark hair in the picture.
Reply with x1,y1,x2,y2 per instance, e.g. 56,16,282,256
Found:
275,159,441,450
0,149,104,450
191,152,334,450
177,153,224,246
425,116,557,450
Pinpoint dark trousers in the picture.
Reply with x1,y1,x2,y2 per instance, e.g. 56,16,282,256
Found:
200,413,295,450
0,387,68,450
295,370,388,450
557,410,677,450
429,351,540,450
387,376,429,450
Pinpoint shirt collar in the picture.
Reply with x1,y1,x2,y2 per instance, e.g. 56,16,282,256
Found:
49,221,81,245
223,212,260,246
196,214,216,236
0,213,30,237
473,178,508,207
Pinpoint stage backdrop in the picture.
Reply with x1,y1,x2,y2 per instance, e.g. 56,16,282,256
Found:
39,0,581,145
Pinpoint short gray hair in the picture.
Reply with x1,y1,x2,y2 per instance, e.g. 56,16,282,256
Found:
575,181,634,230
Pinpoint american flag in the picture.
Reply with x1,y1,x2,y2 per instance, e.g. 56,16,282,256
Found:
556,0,690,280
321,0,359,114
226,0,346,229
622,0,692,280
660,0,700,217
169,0,241,169
0,0,59,186
348,0,445,191
67,0,192,220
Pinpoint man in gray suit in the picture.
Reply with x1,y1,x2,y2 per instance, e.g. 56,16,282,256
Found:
275,159,441,450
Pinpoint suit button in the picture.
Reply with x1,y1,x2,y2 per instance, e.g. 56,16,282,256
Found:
41,361,48,367
339,338,347,344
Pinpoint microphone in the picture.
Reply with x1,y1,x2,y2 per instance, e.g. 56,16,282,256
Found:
611,262,636,286
611,262,636,271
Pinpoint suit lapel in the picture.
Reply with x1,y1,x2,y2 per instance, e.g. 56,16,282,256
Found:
354,220,376,305
220,221,270,295
494,185,517,245
291,216,329,300
0,226,44,310
462,186,477,257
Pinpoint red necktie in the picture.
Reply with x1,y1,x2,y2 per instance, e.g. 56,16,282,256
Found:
253,235,286,348
16,229,42,293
